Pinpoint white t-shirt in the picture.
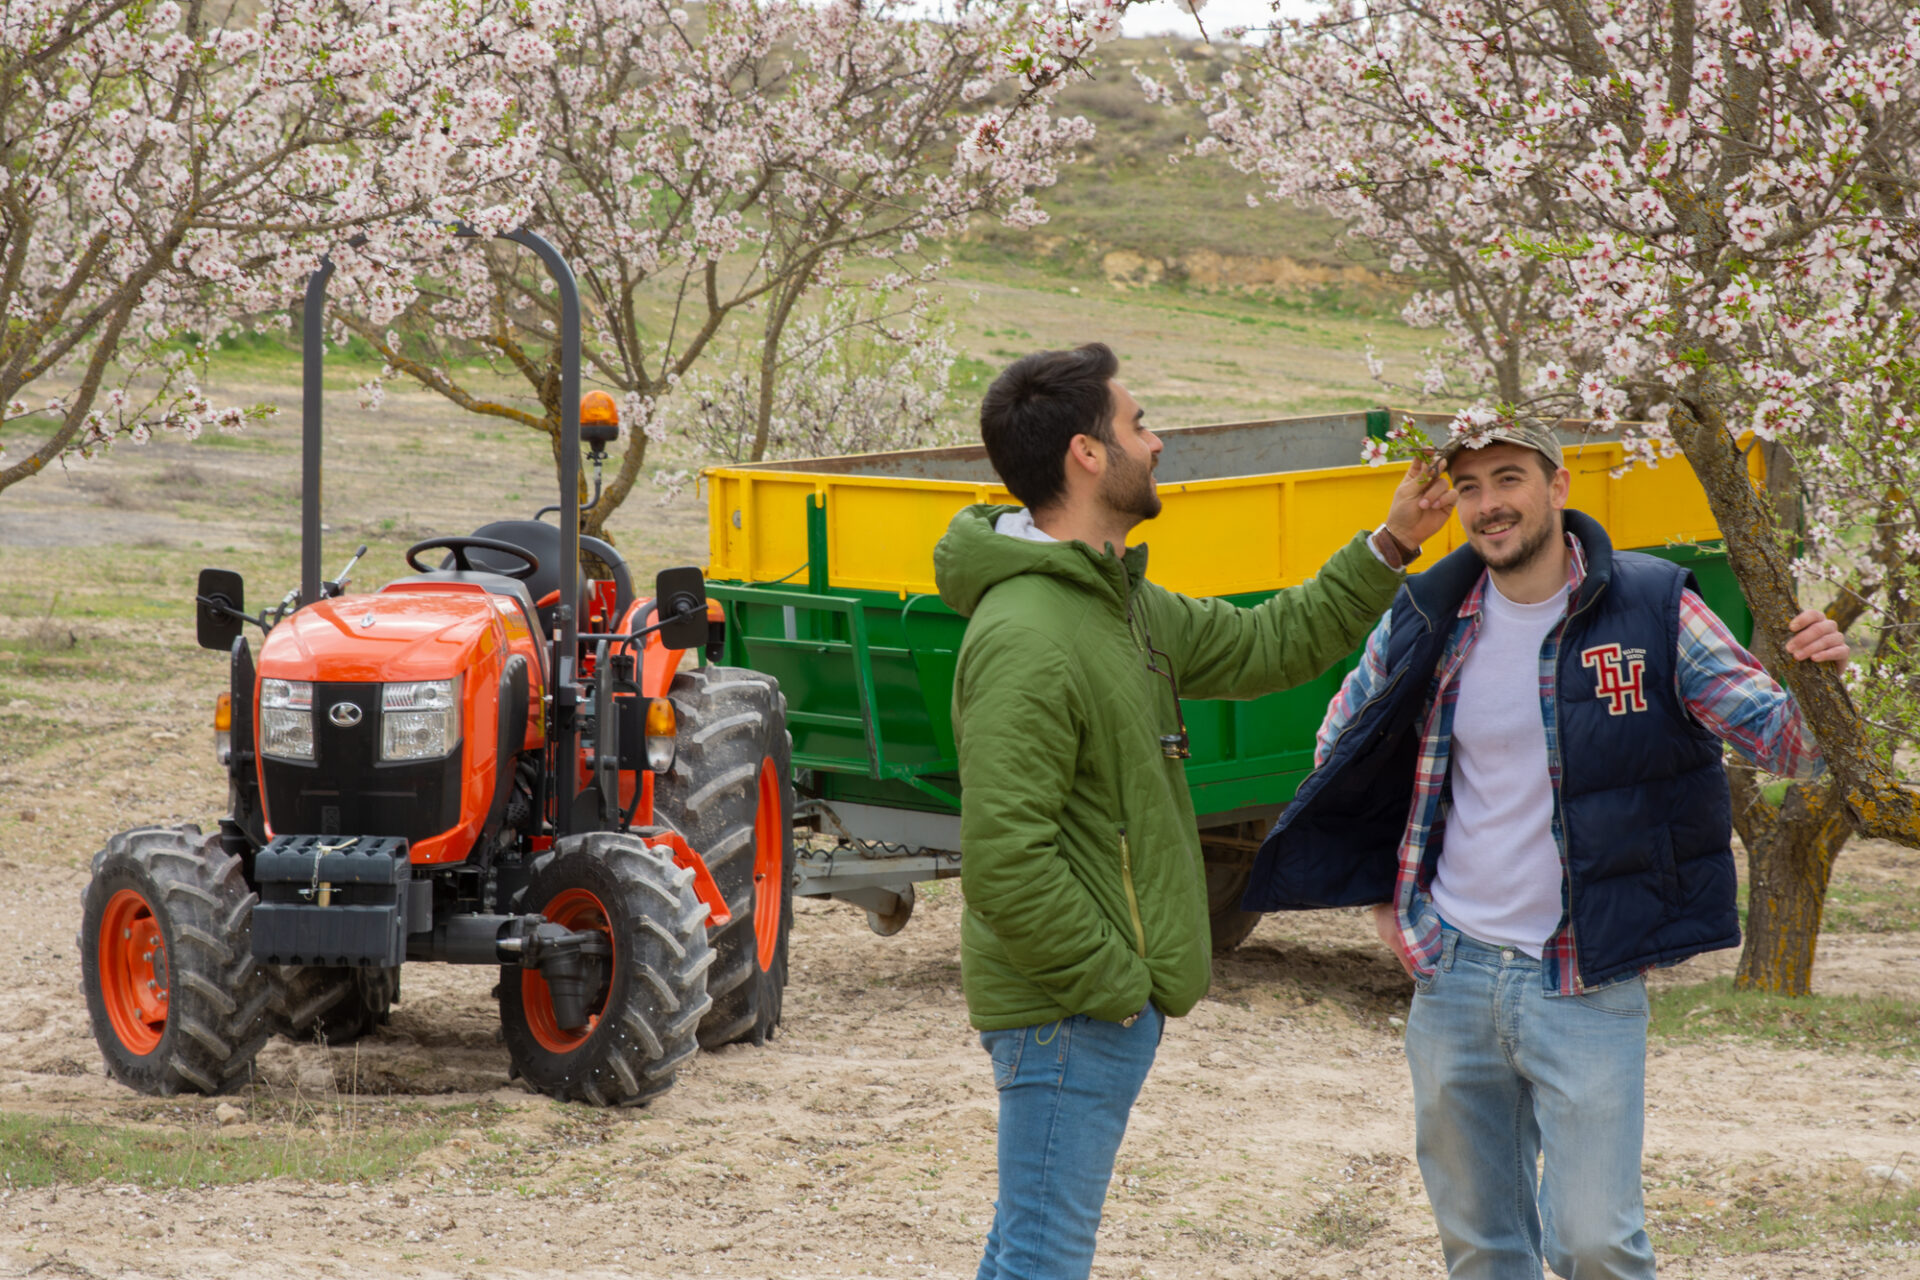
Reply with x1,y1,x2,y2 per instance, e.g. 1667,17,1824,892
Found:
1429,579,1570,956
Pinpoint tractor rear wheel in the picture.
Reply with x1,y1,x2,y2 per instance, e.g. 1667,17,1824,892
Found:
78,825,273,1096
499,832,714,1105
1202,821,1268,954
652,665,795,1048
269,964,399,1044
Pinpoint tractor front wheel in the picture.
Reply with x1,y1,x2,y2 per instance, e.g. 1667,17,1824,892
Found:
79,825,274,1095
498,832,714,1105
652,666,795,1049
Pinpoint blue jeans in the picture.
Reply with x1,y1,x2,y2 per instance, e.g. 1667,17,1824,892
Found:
976,1006,1164,1280
1406,926,1656,1280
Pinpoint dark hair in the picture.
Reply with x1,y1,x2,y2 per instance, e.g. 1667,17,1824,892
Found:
978,343,1119,511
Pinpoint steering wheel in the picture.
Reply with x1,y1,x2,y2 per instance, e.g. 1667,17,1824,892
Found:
405,536,541,579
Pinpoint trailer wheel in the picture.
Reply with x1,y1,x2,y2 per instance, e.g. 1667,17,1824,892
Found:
653,665,795,1048
1201,821,1268,954
269,964,399,1044
499,832,714,1105
78,825,274,1096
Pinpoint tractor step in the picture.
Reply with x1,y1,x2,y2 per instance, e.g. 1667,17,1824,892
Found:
253,835,413,968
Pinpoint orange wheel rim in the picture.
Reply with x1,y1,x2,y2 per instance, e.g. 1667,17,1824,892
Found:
99,889,168,1055
522,887,612,1053
752,756,783,971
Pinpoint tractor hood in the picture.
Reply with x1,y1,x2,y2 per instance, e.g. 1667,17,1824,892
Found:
258,587,502,685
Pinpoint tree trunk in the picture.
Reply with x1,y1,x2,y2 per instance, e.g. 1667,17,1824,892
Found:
1666,398,1920,846
1728,767,1854,995
749,282,804,463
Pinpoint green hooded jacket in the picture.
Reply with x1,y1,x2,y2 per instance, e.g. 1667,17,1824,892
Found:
934,504,1404,1030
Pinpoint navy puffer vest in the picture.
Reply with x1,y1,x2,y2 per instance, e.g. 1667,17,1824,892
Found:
1244,510,1739,988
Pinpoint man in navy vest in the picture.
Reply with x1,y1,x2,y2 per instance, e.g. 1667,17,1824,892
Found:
1244,420,1849,1280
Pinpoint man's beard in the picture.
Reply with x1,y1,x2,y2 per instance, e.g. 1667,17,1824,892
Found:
1101,441,1161,522
1475,508,1555,572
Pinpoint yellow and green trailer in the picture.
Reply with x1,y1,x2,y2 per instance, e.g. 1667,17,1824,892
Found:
701,409,1754,946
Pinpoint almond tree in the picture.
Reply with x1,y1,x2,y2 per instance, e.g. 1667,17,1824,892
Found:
1175,0,1920,991
0,0,548,493
334,0,1110,537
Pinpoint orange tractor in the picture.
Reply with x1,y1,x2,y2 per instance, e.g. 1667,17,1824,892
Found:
78,230,794,1104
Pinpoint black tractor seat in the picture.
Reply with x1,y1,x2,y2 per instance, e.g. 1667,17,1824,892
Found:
464,519,634,630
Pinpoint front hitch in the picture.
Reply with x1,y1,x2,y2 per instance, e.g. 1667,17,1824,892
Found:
405,909,612,1029
517,919,611,1030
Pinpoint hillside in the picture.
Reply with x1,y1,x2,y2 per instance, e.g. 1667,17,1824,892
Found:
969,37,1388,302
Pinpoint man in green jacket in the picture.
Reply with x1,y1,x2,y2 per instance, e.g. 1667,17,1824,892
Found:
935,343,1453,1280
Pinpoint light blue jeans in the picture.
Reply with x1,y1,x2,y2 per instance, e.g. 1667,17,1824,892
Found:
1406,924,1656,1280
976,1005,1164,1280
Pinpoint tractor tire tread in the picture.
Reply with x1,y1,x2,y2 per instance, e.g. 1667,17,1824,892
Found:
705,948,753,1000
269,964,398,1044
688,711,763,747
679,762,761,817
652,666,795,1052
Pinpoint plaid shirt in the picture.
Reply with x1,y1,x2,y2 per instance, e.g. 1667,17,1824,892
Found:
1315,535,1824,994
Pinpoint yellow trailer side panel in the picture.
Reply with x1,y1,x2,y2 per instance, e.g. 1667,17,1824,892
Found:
706,433,1740,598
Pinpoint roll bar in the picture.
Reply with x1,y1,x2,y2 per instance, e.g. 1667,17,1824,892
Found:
299,225,586,830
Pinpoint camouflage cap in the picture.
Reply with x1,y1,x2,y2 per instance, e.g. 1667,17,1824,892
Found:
1438,418,1564,470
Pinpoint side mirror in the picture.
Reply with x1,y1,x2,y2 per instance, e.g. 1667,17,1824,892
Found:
196,568,246,652
653,567,709,651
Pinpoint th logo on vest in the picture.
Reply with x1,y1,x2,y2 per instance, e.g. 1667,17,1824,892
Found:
1581,643,1649,715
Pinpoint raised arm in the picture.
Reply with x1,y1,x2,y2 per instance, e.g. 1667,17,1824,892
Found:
1146,534,1401,699
1148,457,1452,700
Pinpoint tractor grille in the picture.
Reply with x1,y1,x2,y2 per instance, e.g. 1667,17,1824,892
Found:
261,681,463,843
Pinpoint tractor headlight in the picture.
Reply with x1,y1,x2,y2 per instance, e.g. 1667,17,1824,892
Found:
260,679,314,761
381,677,463,761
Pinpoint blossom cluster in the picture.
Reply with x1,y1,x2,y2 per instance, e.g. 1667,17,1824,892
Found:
328,0,1117,530
1,0,554,483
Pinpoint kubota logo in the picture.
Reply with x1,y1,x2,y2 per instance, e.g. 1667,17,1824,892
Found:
329,702,364,727
1580,643,1648,716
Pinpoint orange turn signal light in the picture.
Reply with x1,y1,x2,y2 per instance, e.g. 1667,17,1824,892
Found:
214,691,233,732
644,697,676,737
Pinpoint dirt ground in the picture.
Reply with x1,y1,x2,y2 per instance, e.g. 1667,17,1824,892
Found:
3,308,1920,1278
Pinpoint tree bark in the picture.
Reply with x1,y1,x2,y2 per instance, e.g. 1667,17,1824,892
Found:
1728,767,1854,995
1666,398,1920,846
749,279,805,463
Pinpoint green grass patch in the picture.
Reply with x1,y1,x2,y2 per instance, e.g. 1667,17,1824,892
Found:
1650,1166,1920,1256
0,712,63,765
1824,881,1920,934
0,1104,476,1190
1298,1190,1387,1249
1730,877,1920,935
949,354,996,401
1650,977,1920,1056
